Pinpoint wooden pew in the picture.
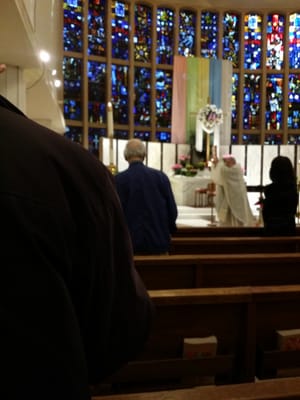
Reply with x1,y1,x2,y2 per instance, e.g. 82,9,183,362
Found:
92,376,300,400
173,225,300,237
134,253,300,290
169,236,300,254
253,285,300,380
174,225,265,237
91,286,254,395
92,285,300,396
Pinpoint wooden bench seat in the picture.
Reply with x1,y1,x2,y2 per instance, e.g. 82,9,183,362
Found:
134,253,300,290
91,285,300,395
92,376,300,400
169,236,300,254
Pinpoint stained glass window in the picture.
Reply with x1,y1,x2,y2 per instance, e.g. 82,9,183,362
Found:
88,61,106,124
288,74,300,129
134,131,151,140
265,74,283,130
156,131,171,142
65,126,83,144
156,69,172,128
156,8,174,64
231,73,239,129
242,134,260,144
88,128,105,156
111,64,129,124
288,135,300,144
244,14,262,70
266,14,284,70
114,130,129,139
243,74,261,130
223,12,240,68
111,1,129,60
134,4,152,62
134,67,151,126
201,11,218,58
264,134,283,145
63,56,82,121
289,13,300,69
88,0,106,56
63,0,83,52
178,9,196,57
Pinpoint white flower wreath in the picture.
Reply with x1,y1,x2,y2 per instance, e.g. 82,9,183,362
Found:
198,104,223,133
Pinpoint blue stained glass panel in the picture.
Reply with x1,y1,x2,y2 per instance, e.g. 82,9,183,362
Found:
88,0,106,56
63,57,82,121
134,131,151,141
134,4,152,62
266,14,284,70
243,74,261,130
111,1,129,60
264,134,283,144
244,14,262,69
178,9,196,57
88,128,106,156
289,13,300,69
288,135,300,144
242,134,260,144
265,74,283,130
156,8,174,64
156,131,171,142
201,11,218,58
223,12,240,68
134,67,151,126
88,61,106,123
63,0,83,52
288,74,300,129
64,126,83,144
156,70,172,128
231,73,239,129
111,64,129,124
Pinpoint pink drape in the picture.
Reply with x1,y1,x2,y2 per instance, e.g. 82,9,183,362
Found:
171,56,187,144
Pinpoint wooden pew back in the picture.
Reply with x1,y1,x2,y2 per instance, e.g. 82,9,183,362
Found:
169,236,300,254
92,376,300,400
93,285,300,395
134,253,300,290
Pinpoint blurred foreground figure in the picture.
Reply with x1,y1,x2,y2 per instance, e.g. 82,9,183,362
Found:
0,66,154,400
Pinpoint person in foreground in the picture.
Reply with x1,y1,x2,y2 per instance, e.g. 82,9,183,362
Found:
211,154,255,226
0,68,154,399
262,155,298,235
115,139,178,254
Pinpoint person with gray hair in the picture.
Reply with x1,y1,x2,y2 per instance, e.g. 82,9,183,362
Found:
115,139,178,254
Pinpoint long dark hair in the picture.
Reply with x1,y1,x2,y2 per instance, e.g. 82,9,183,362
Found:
269,155,296,185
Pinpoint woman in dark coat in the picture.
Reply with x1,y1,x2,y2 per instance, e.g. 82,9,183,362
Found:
262,155,298,235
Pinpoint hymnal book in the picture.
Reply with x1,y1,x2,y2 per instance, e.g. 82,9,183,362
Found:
277,328,300,377
182,336,218,385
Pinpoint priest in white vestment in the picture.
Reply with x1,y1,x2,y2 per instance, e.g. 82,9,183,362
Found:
211,155,255,226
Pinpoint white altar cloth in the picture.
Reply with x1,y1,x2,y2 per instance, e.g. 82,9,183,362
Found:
170,173,212,206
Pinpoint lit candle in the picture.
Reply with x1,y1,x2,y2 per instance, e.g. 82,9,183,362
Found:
107,102,114,164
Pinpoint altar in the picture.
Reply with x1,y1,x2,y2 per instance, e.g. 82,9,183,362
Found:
170,172,212,207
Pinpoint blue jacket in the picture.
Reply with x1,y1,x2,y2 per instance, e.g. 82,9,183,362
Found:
115,161,178,254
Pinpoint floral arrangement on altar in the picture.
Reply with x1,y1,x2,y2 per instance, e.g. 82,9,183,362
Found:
198,103,223,133
171,155,206,177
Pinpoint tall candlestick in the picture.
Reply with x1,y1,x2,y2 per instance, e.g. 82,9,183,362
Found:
107,102,114,164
